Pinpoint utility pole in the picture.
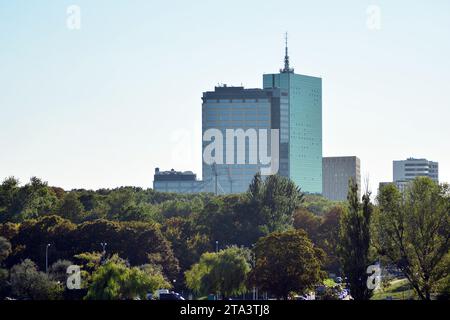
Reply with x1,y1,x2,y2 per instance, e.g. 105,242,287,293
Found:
45,243,51,273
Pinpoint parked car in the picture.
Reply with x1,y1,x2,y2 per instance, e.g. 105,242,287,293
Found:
155,289,169,299
159,292,185,300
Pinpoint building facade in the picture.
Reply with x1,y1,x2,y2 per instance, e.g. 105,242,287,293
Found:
322,156,361,201
379,181,410,194
155,36,323,195
379,157,439,194
262,41,322,194
201,86,286,194
153,168,205,193
393,158,439,183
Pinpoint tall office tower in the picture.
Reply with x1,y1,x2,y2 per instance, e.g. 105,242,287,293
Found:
393,158,439,183
322,156,361,201
202,85,287,194
262,34,323,194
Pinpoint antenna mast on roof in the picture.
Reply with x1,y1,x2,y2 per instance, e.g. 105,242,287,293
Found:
281,32,294,73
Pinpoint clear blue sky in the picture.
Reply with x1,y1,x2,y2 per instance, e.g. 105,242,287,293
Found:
1,0,449,194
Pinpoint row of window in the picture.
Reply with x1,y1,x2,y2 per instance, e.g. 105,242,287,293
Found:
205,99,267,104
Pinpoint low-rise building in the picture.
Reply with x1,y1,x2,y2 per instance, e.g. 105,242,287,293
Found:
153,168,205,193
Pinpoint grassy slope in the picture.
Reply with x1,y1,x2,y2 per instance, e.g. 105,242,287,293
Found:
371,278,416,300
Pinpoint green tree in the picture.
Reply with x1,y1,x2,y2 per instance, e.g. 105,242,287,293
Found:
9,177,59,222
73,251,104,289
435,269,450,300
58,192,85,223
85,255,170,300
300,194,342,216
0,237,12,299
196,194,254,247
9,215,76,269
49,259,73,284
247,173,304,234
162,216,211,287
185,246,251,298
339,179,373,300
0,177,20,223
249,229,325,299
139,263,173,293
71,219,180,280
317,206,343,274
10,259,63,300
293,208,321,241
373,177,450,300
0,267,9,298
0,222,20,240
0,236,12,264
159,198,204,218
294,206,343,274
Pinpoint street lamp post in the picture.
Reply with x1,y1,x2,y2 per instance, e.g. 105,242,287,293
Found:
100,242,107,254
215,240,219,253
252,244,257,300
45,243,51,273
100,242,107,265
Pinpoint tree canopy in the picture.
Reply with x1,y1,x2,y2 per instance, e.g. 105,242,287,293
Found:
338,179,373,300
85,255,171,300
373,177,450,300
249,229,326,299
185,246,251,298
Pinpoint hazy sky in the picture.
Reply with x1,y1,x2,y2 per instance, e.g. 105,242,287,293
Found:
1,0,449,194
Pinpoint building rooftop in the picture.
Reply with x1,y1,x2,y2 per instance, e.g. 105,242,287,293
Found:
202,85,283,101
154,168,197,181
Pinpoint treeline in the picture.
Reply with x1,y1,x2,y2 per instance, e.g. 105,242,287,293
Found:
0,175,343,274
0,174,449,300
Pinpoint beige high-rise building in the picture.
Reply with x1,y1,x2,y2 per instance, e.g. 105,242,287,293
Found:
322,156,361,201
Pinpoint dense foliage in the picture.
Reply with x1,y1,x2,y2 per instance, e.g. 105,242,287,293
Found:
249,229,326,299
185,246,251,298
0,175,448,300
373,177,450,300
338,179,374,300
85,255,171,300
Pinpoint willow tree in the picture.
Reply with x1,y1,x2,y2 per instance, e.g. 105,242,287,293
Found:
185,246,251,299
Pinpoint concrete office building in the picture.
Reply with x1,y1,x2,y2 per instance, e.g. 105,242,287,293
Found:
322,156,361,201
153,168,205,193
379,180,410,194
393,158,439,183
262,35,322,194
379,157,439,194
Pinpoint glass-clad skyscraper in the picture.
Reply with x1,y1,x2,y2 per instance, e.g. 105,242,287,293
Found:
262,39,323,194
155,36,323,195
199,35,322,195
